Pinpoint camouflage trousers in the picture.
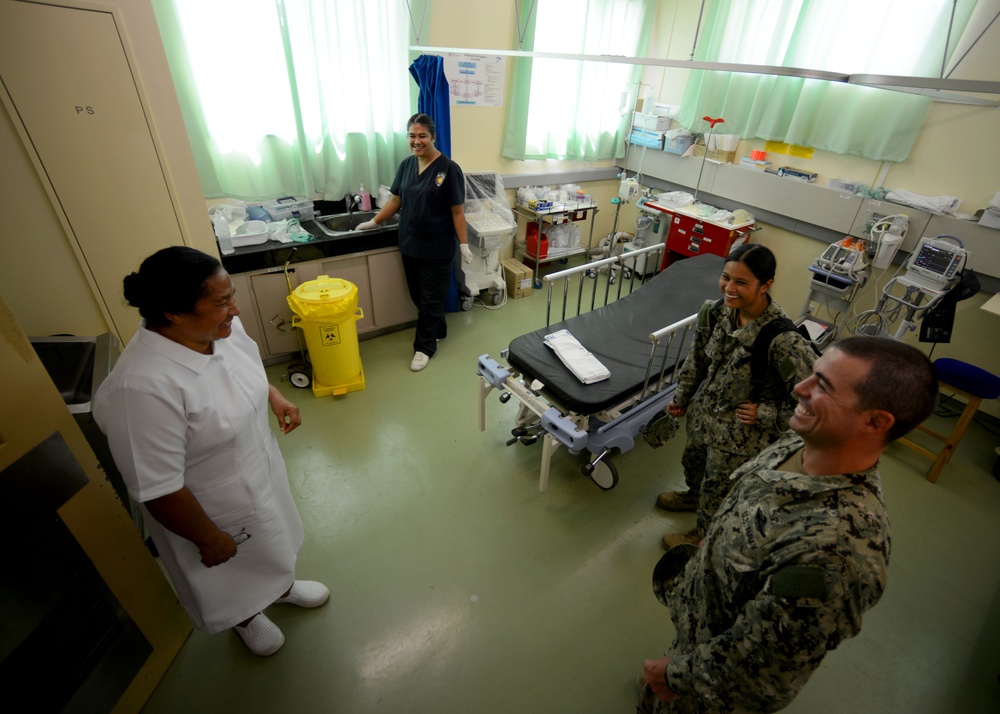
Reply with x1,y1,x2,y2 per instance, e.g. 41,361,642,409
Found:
636,683,757,714
679,435,752,538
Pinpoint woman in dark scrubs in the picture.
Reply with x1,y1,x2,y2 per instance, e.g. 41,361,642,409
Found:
358,113,471,372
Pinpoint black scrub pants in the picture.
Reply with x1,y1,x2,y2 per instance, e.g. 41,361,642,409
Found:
401,253,452,358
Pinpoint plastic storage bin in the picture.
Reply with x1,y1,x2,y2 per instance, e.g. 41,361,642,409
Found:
260,196,315,221
287,276,365,397
525,222,548,259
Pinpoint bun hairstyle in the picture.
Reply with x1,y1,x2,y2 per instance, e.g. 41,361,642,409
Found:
407,112,436,139
726,243,776,285
123,246,222,327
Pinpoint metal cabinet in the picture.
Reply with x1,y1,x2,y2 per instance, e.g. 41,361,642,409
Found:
660,207,755,267
368,250,418,327
514,203,598,288
0,1,192,344
247,268,306,358
318,254,375,333
239,247,414,362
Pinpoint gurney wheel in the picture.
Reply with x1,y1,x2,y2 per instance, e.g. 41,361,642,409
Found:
582,459,618,490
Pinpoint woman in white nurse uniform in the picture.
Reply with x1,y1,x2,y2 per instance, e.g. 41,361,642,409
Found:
94,246,327,655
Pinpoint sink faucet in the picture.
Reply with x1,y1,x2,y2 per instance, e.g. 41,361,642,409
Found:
344,192,359,215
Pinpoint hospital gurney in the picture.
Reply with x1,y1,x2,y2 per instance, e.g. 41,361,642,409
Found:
477,250,725,491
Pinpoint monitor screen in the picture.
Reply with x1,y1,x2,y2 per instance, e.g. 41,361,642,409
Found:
906,239,966,286
912,243,958,276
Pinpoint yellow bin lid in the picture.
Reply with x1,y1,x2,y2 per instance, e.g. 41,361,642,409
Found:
288,275,357,318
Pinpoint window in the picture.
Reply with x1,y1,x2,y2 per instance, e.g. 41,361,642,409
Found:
678,0,977,162
503,0,656,161
153,0,412,200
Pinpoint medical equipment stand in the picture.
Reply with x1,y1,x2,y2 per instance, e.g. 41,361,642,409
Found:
693,116,724,202
798,276,864,348
514,202,598,289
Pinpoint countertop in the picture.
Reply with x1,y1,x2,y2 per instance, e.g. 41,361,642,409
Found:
220,218,399,274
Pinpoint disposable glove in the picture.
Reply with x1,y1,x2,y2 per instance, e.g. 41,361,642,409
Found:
460,243,473,264
356,219,378,231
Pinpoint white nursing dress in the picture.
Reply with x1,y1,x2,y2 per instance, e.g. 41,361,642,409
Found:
94,317,304,633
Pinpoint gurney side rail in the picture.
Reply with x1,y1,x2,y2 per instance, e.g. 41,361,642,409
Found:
543,243,667,325
642,314,698,399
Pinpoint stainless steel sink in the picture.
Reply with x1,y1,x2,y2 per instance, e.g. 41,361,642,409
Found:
30,333,117,414
29,333,140,529
312,211,398,236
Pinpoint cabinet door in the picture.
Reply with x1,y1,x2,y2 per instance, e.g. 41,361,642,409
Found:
230,273,265,358
368,250,418,327
319,255,374,333
249,269,304,358
0,2,183,343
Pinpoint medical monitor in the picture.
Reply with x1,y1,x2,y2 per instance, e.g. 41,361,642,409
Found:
904,237,966,288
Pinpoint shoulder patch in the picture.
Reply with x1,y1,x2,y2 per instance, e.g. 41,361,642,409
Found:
770,565,830,600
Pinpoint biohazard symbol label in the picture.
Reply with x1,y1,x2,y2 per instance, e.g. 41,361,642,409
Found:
320,324,341,346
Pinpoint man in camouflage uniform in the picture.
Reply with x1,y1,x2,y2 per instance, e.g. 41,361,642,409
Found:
639,336,938,713
659,293,816,547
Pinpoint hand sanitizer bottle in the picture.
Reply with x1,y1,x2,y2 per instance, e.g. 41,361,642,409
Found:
359,184,372,212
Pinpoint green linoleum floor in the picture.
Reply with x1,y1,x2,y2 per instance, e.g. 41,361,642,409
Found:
141,284,1000,713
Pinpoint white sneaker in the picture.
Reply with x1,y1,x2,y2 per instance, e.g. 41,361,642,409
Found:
275,580,329,608
235,613,284,656
410,351,430,372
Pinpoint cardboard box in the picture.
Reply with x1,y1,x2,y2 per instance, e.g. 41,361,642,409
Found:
689,144,736,164
502,258,533,298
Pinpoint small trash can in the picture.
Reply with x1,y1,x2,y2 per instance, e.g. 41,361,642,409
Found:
287,275,365,397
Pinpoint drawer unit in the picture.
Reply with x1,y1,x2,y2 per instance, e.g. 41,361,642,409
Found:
662,209,755,267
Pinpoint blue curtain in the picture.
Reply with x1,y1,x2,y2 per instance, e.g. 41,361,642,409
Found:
409,55,452,158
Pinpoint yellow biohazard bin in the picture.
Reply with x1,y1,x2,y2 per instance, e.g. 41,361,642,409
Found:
287,275,365,397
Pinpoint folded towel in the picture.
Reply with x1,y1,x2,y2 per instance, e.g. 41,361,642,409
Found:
885,189,961,216
543,329,610,385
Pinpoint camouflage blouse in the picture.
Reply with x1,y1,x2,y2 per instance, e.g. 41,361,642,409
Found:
661,433,890,713
673,298,816,456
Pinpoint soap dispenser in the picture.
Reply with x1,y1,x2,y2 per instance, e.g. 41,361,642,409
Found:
358,184,372,212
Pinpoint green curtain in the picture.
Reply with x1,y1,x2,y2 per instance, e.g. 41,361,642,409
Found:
503,0,656,161
152,0,413,201
678,0,976,162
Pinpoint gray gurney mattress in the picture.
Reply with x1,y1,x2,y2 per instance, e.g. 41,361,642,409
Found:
507,253,724,414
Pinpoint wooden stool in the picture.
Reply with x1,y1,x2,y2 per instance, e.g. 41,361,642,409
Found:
899,358,1000,483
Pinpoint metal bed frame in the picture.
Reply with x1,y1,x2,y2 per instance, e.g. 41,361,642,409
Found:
477,243,706,491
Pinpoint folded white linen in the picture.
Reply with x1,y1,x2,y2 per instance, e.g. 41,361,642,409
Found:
885,189,961,216
543,329,611,385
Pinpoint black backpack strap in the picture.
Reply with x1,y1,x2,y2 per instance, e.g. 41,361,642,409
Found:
749,317,798,400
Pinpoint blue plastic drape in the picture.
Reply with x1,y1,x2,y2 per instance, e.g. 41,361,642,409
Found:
408,55,452,158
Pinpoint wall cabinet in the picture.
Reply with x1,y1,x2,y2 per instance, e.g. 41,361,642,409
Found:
0,1,195,344
239,247,416,362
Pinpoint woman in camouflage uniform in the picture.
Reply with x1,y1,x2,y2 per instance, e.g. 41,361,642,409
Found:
657,244,816,550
